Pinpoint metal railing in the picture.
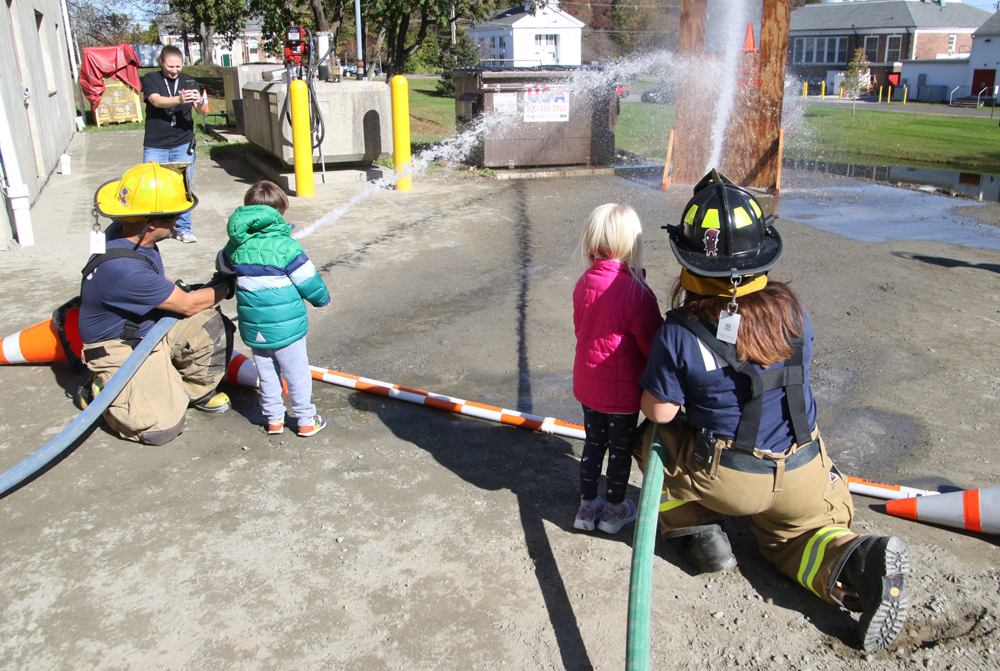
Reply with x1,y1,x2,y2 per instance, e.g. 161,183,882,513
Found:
950,86,970,105
977,87,990,107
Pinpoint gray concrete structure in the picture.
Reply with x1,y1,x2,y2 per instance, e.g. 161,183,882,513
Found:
0,0,77,246
221,64,280,134
242,79,393,168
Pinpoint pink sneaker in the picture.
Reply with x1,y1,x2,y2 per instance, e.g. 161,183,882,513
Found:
573,497,606,531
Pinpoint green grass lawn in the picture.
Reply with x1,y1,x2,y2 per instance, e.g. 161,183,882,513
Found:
787,106,1000,172
615,102,675,160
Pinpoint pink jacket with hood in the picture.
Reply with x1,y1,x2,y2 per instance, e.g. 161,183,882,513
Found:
573,259,663,414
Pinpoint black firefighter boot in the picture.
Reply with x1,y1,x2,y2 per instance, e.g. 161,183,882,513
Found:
670,524,738,573
840,535,910,652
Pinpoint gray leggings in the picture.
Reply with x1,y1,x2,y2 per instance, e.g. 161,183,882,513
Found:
252,336,316,427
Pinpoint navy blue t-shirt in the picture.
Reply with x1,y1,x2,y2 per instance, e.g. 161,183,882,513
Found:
639,310,818,453
78,238,177,343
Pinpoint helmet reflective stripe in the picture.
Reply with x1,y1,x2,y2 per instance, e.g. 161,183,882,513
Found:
733,206,753,229
749,199,762,217
684,204,698,225
796,525,853,596
701,209,720,229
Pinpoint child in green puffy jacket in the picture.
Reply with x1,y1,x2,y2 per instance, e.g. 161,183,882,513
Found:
217,180,330,437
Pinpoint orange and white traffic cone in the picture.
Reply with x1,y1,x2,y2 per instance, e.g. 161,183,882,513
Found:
225,351,288,392
0,316,79,365
886,487,1000,535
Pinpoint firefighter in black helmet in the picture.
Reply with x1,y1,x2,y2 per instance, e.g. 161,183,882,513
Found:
634,170,909,653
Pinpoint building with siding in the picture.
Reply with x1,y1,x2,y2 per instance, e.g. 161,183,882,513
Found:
1,0,77,247
468,3,584,68
787,0,991,89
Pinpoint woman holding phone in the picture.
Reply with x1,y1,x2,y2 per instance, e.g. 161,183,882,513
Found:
140,45,210,243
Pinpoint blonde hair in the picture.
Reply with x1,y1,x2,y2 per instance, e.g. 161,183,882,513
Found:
579,203,645,283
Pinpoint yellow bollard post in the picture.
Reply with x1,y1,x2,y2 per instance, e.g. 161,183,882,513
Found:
391,75,412,191
903,86,908,104
821,81,826,99
803,82,808,98
878,85,883,103
888,86,893,103
289,80,314,198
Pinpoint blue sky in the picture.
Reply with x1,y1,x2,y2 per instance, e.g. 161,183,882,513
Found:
963,0,998,13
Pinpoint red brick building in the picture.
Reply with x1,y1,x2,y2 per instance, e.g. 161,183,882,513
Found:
787,0,990,90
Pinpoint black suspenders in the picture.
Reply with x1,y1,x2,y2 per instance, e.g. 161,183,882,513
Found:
81,248,160,341
666,308,812,452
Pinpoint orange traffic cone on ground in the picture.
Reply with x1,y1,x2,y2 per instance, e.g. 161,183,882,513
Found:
0,314,81,365
227,351,260,387
887,487,1000,535
741,22,757,53
225,351,287,391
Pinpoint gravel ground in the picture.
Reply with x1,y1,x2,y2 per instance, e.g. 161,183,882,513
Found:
0,132,997,670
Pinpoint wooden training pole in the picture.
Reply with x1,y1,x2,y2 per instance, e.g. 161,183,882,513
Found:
661,128,675,190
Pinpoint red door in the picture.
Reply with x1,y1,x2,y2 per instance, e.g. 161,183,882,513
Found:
972,69,996,95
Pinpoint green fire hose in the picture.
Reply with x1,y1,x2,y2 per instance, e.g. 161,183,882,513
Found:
626,427,668,671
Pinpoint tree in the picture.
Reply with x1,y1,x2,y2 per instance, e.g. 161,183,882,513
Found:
843,47,870,99
367,0,495,80
168,0,250,64
68,1,149,47
435,28,479,96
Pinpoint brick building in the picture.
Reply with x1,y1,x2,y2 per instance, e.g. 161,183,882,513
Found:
787,0,991,90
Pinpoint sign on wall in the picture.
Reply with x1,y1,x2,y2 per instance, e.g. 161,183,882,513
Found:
524,87,569,122
493,92,518,116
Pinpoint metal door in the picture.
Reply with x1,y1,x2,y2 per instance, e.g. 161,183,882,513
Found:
972,69,996,96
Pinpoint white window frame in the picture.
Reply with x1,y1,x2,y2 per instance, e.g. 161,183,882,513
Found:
792,36,849,64
886,35,902,62
948,34,957,56
864,35,880,63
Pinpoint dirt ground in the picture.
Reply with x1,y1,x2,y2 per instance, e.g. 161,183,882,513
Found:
0,132,998,670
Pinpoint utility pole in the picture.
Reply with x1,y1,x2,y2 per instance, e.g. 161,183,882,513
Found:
451,4,456,45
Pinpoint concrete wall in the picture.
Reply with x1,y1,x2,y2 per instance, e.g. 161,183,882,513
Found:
242,79,393,167
1,0,76,210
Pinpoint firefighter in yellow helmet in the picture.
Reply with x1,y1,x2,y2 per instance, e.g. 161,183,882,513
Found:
78,163,234,445
634,170,909,652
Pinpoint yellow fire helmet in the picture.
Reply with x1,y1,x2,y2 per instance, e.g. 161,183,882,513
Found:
93,162,198,219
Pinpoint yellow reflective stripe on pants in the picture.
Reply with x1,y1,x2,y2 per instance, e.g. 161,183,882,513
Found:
660,499,687,513
797,526,852,596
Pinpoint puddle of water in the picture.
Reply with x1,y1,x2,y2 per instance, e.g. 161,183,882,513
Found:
779,181,1000,250
785,159,1000,202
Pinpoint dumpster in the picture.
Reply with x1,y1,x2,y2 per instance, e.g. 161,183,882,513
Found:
453,67,618,169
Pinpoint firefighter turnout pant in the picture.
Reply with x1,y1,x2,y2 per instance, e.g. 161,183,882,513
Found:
83,309,228,445
635,419,865,606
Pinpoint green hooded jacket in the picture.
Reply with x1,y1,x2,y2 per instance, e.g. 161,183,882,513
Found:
216,205,330,349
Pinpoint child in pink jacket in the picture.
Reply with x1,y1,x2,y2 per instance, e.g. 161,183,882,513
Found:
573,203,663,533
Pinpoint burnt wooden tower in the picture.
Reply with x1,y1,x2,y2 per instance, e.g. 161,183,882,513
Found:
672,0,791,189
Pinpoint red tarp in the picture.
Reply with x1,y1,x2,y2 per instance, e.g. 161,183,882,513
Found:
80,45,141,111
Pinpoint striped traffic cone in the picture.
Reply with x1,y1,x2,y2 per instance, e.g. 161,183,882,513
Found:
886,487,1000,535
226,351,260,387
0,315,80,365
225,351,287,392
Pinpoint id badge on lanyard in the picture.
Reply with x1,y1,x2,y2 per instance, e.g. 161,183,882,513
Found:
167,75,179,127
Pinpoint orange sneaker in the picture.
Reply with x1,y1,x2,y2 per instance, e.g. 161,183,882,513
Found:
297,415,326,437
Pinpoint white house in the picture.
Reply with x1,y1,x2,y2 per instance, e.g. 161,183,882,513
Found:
468,3,583,68
160,20,280,67
900,10,1000,102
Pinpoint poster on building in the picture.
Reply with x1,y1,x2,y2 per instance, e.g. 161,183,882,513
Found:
523,87,569,122
493,92,518,116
